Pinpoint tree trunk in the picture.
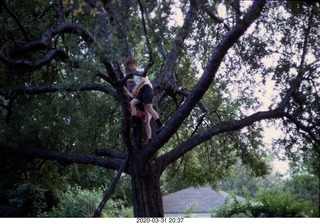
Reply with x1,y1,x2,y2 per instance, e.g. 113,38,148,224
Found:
131,156,164,217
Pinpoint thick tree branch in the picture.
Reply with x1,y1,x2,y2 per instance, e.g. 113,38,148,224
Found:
100,59,136,154
143,0,267,162
8,23,95,56
57,0,66,24
0,49,69,70
95,148,127,159
158,109,283,173
152,0,199,92
0,145,124,171
9,83,116,100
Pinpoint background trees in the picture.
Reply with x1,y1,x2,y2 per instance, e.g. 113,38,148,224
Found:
0,0,319,217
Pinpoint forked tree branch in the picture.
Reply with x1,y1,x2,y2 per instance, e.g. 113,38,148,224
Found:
142,0,267,164
156,0,318,171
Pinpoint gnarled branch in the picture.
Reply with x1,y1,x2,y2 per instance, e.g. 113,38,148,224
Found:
0,49,69,70
0,145,124,171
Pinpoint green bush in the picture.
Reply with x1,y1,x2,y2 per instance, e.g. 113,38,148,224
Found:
0,184,58,217
39,186,126,217
212,188,313,217
120,207,134,218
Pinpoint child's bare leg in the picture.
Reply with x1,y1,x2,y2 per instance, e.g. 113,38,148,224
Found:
130,98,140,116
145,112,152,140
144,104,159,120
144,104,164,134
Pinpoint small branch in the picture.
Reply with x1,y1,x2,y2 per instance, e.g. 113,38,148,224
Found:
232,0,241,24
96,71,114,85
277,9,313,110
190,114,206,137
284,113,320,144
57,0,66,23
8,23,95,56
137,0,154,76
202,4,230,31
0,0,30,41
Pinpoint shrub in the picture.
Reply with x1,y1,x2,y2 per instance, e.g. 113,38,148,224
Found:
40,186,126,217
211,188,313,217
0,184,58,217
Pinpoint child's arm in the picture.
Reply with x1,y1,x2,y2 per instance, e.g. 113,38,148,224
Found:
123,86,133,98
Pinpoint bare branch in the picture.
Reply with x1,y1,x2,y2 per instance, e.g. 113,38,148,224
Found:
231,0,242,24
9,83,116,100
203,6,230,31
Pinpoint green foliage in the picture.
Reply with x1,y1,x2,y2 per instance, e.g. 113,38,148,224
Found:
284,174,319,216
219,159,284,198
120,207,134,218
0,184,58,217
184,202,198,218
212,187,314,217
1,0,319,217
39,185,127,217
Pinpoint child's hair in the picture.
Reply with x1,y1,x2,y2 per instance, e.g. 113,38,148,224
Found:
125,58,137,67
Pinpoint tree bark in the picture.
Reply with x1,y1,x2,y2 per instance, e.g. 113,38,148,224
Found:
130,156,163,217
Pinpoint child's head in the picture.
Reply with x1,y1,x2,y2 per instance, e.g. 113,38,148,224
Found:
125,58,137,72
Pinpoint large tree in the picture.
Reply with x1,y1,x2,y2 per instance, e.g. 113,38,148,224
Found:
0,0,319,217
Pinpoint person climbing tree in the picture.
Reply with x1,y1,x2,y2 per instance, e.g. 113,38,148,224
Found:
124,79,152,142
124,58,164,140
